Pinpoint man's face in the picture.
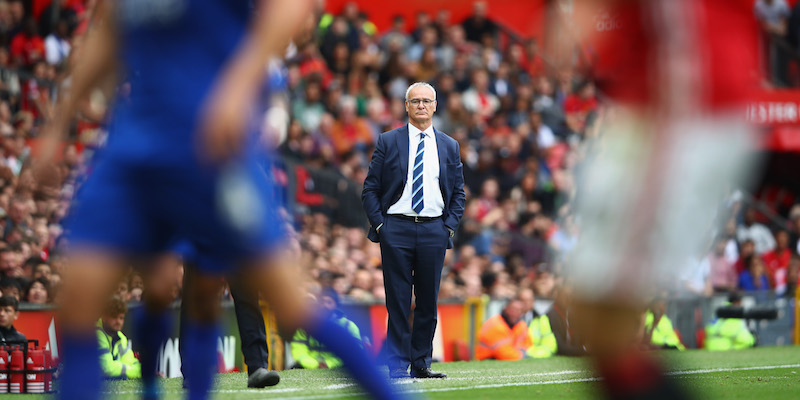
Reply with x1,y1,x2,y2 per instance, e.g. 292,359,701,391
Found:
473,70,489,91
777,231,789,249
0,252,16,271
519,290,535,311
744,209,755,226
742,241,754,256
321,295,337,311
117,281,128,297
1,287,18,301
8,1,22,23
33,264,50,280
474,1,487,18
504,300,523,324
103,313,125,333
654,299,667,315
405,86,437,128
9,201,24,224
0,305,17,329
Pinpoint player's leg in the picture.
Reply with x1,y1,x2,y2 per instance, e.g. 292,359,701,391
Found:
58,158,162,400
171,160,408,399
57,251,125,400
133,255,182,400
181,266,225,400
248,253,409,400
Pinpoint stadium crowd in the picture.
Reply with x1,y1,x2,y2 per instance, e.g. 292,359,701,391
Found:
756,0,800,87
0,0,790,318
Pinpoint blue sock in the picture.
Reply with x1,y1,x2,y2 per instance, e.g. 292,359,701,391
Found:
182,321,219,400
58,332,101,400
307,316,405,400
132,307,172,399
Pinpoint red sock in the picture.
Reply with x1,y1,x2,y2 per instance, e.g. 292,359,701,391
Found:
596,352,663,398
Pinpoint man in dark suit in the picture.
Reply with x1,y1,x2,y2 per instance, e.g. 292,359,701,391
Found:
362,82,465,379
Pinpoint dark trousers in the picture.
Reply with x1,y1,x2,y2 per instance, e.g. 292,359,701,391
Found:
180,265,269,376
229,277,270,373
380,215,448,371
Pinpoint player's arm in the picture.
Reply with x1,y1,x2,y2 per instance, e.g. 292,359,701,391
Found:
36,0,117,163
200,0,315,162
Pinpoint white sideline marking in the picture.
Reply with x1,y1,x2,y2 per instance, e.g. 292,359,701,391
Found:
666,364,800,376
106,363,800,398
262,363,800,400
216,388,302,393
322,383,356,390
106,387,302,395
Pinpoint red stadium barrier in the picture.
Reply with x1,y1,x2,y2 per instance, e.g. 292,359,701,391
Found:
13,309,57,364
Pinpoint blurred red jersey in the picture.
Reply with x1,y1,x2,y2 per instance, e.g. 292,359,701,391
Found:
584,0,759,111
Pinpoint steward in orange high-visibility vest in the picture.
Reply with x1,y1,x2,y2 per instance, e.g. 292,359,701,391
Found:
476,298,532,360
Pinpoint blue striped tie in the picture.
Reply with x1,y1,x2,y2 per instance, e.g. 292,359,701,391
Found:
412,132,425,214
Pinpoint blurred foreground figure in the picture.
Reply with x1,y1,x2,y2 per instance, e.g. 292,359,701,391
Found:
38,1,406,399
559,1,759,399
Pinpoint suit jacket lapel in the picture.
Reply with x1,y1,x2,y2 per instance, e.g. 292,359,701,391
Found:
397,124,410,180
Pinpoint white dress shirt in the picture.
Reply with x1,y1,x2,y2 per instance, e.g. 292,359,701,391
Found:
44,35,70,65
387,123,445,217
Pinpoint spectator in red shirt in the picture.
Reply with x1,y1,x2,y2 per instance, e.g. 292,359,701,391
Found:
525,38,546,79
475,178,499,223
462,68,499,123
762,229,792,295
21,61,52,122
9,18,44,68
563,80,598,133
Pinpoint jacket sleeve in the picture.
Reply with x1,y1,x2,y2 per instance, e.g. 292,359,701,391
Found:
493,343,525,361
492,323,528,361
539,317,558,357
513,322,533,355
362,133,386,229
444,140,466,232
733,323,755,349
290,329,321,369
117,336,141,379
97,331,139,379
477,317,525,361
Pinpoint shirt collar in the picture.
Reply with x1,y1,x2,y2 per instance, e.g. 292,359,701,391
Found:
408,123,434,139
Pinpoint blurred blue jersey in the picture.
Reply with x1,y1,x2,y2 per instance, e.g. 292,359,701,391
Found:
65,0,287,271
107,0,253,164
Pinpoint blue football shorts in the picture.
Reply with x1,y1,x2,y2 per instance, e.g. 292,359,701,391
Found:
64,153,286,273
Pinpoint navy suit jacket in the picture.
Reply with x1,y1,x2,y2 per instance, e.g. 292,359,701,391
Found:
362,124,466,249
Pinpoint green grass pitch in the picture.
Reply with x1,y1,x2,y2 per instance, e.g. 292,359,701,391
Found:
6,346,800,399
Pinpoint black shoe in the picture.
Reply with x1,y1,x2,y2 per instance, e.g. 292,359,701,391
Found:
411,367,447,379
247,368,281,388
389,367,409,379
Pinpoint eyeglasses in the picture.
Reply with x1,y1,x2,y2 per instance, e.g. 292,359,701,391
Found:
407,98,436,107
